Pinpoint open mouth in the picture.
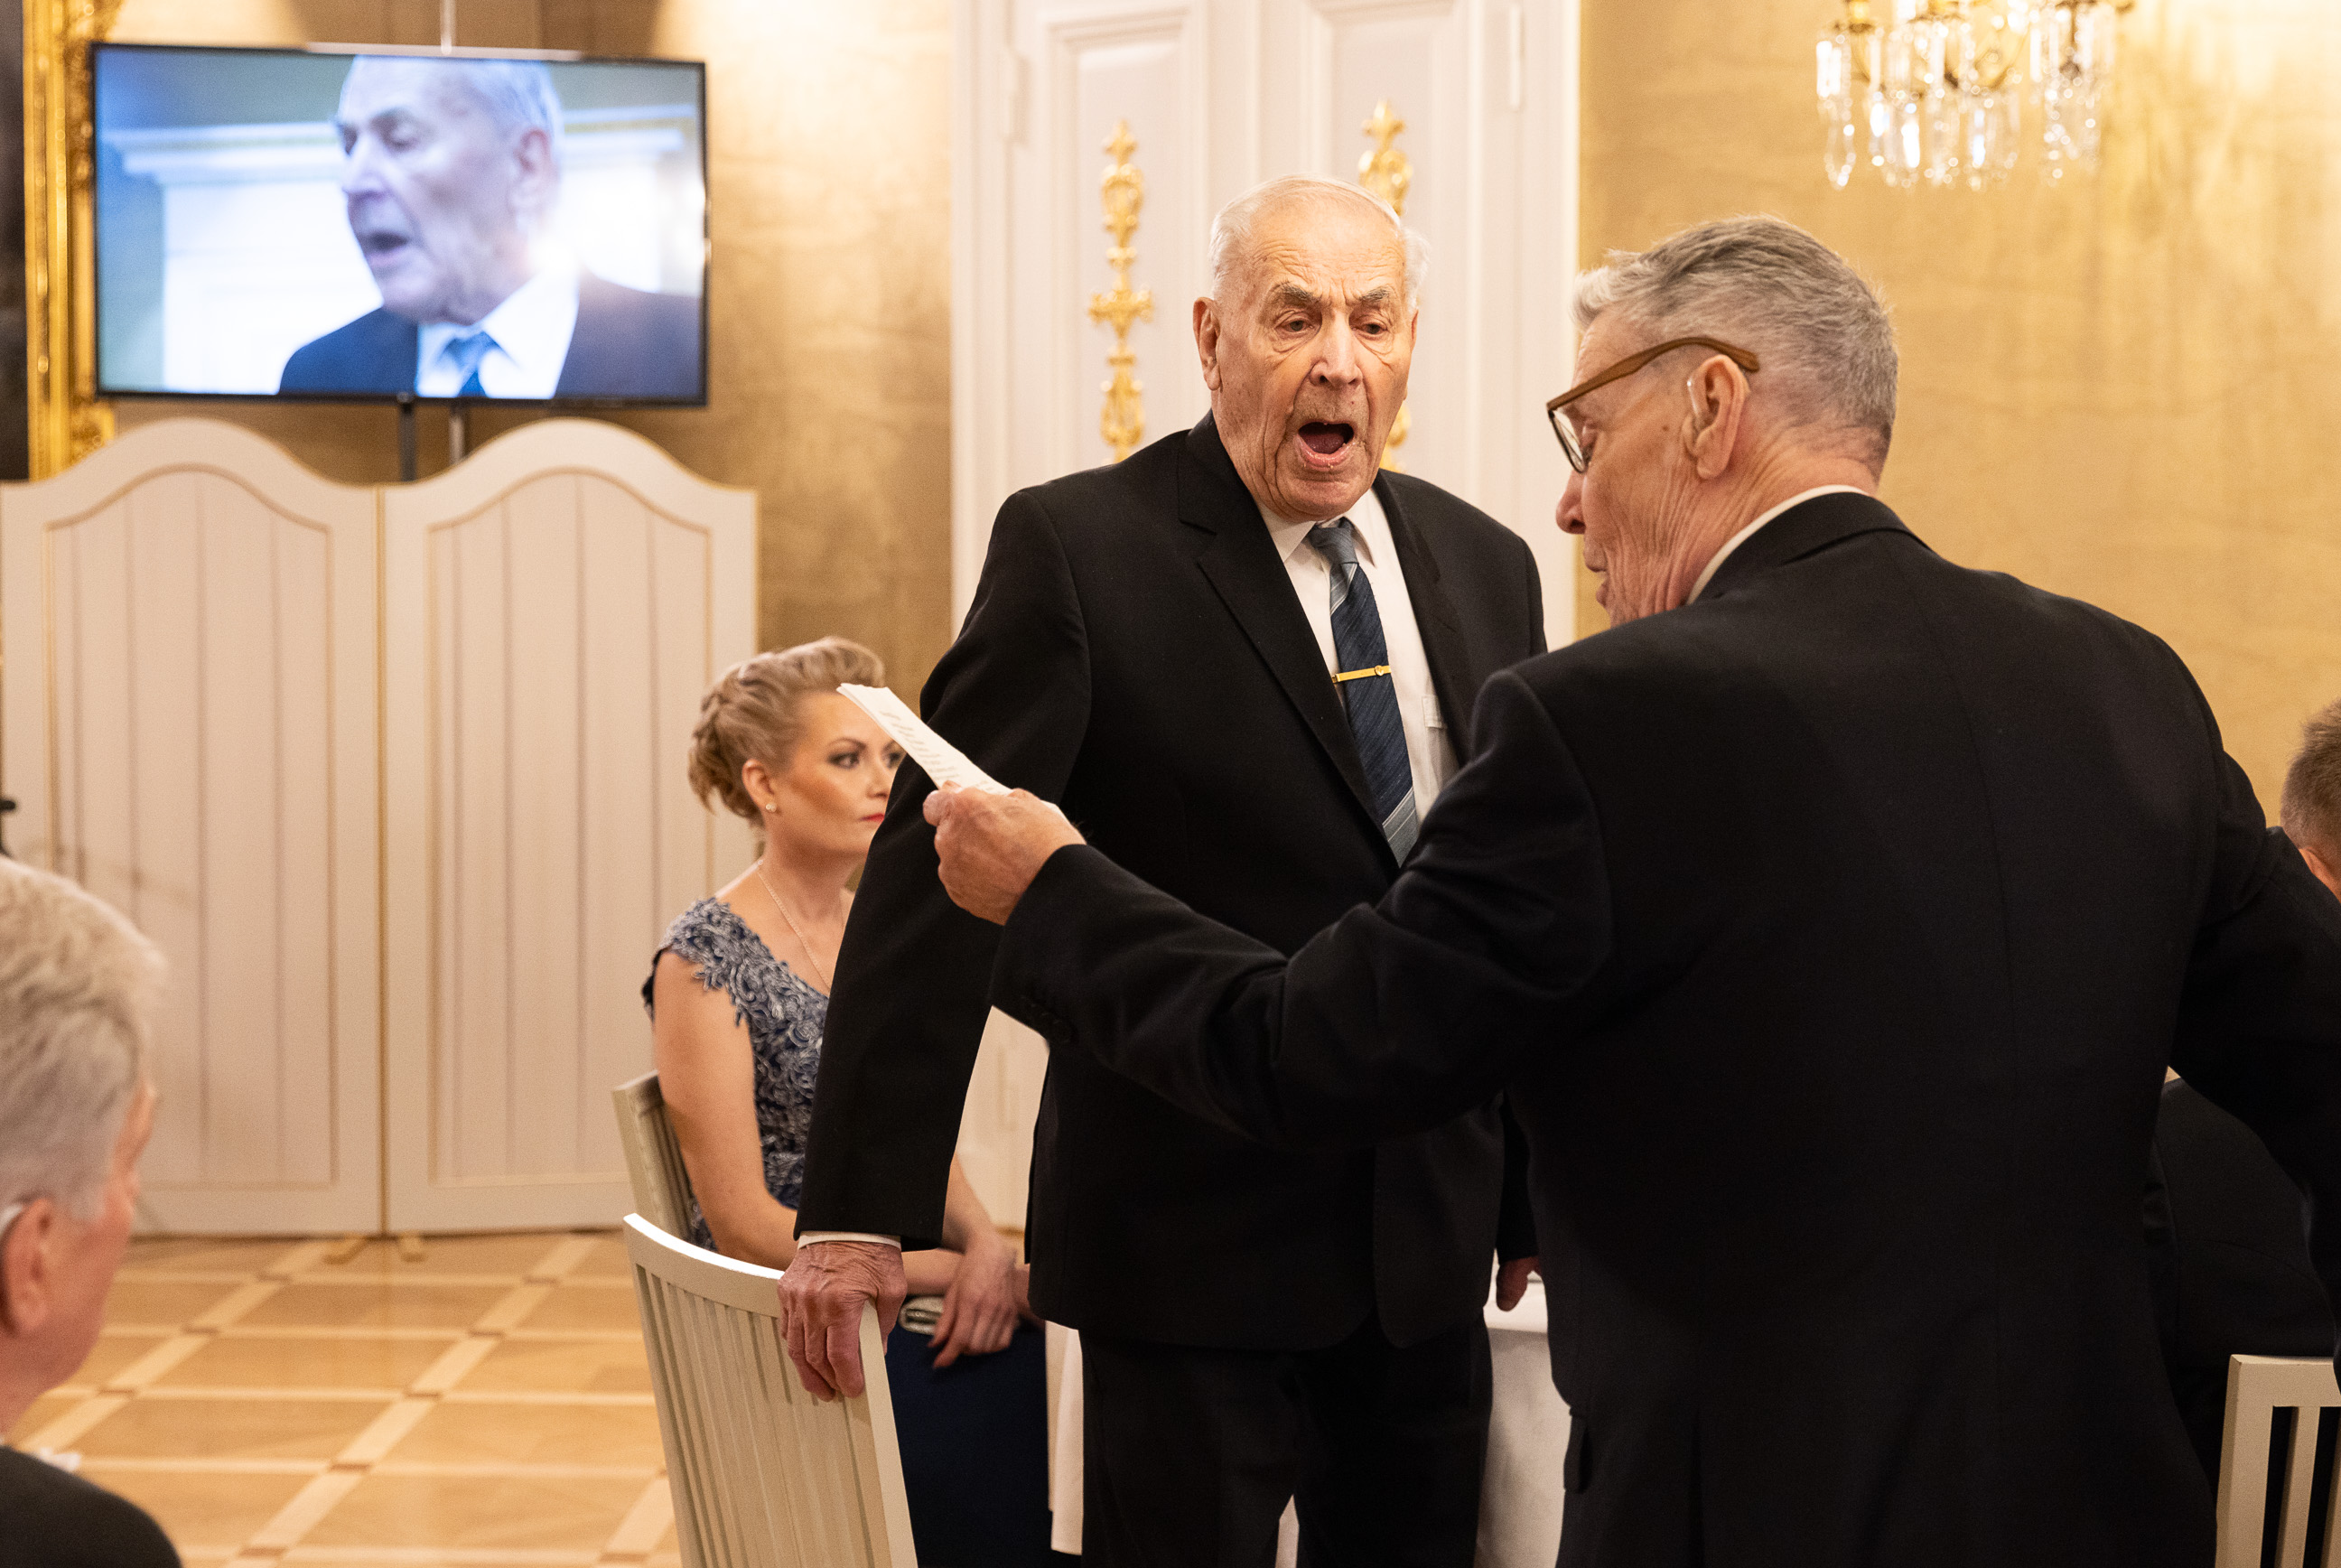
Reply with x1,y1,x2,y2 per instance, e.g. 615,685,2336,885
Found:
1297,421,1355,458
357,229,413,263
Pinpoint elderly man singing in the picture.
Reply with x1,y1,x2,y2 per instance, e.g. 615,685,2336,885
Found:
782,175,1546,1567
923,217,2341,1567
279,56,697,400
0,863,172,1565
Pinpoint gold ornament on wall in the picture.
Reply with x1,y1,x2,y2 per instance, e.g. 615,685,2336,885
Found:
1357,99,1412,472
1087,121,1152,462
23,0,124,477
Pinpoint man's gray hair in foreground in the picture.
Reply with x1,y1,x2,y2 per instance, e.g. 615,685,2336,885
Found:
345,56,567,170
1208,174,1430,308
0,863,163,1220
2282,697,2341,859
1574,216,1898,468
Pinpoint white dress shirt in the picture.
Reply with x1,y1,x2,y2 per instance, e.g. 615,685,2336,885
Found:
1259,485,1455,818
1688,485,1870,602
800,489,1453,1255
415,256,581,399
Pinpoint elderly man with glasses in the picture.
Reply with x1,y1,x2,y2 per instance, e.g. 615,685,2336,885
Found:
920,215,2341,1567
0,862,173,1567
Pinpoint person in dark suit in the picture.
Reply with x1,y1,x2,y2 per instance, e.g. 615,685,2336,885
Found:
779,175,1546,1567
276,56,700,402
920,216,2341,1568
2148,1075,2336,1481
0,863,175,1568
2145,702,2341,1480
2281,698,2341,899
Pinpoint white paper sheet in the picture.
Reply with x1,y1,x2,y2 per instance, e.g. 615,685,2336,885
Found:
838,684,1010,795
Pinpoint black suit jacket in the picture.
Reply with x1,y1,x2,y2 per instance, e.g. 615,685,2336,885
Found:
0,1446,179,1567
276,271,701,400
990,493,2341,1566
2147,1075,2336,1480
797,414,1546,1349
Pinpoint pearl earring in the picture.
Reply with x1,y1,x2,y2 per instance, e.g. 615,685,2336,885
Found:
761,801,777,812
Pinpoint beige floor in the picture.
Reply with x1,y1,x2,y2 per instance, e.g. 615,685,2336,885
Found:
5,1230,677,1568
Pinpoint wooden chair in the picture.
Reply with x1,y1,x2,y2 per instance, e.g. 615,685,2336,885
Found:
625,1213,918,1568
613,1071,697,1237
2216,1354,2341,1567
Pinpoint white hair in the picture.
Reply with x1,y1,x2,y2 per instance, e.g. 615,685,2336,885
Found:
344,56,567,172
0,863,162,1221
1207,174,1429,308
1573,216,1898,467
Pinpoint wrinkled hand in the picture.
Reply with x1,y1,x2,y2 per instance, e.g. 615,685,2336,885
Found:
778,1240,907,1401
925,786,1085,925
1495,1255,1538,1312
929,1237,1034,1368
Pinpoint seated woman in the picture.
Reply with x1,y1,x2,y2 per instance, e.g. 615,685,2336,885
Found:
646,637,1051,1566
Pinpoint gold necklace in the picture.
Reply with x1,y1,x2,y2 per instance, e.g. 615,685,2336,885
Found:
753,860,835,993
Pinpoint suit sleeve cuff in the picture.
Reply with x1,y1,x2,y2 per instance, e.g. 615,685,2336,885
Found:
797,1231,903,1248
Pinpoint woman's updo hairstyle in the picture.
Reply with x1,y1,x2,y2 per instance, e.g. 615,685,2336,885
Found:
688,636,886,822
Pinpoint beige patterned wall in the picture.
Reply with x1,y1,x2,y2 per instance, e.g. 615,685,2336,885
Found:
1580,0,2341,812
107,0,956,693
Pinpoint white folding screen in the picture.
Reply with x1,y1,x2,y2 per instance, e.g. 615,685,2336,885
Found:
1,420,382,1234
2,416,755,1236
948,0,1581,1229
382,421,758,1232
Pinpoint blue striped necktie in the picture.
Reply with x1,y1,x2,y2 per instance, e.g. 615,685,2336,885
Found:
1307,518,1419,860
442,330,496,397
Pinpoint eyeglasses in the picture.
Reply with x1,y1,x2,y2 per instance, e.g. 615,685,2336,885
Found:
1545,337,1762,473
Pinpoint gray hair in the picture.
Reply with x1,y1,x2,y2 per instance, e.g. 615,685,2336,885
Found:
0,863,162,1221
1208,175,1429,308
344,56,566,171
1573,216,1898,466
2282,697,2341,859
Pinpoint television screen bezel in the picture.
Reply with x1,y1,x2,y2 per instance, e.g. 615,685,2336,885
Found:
89,40,712,410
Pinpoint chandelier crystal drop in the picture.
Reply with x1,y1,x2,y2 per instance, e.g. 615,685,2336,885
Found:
1817,0,2133,191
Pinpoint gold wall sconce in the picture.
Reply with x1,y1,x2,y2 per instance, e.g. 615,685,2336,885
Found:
1357,98,1412,471
1087,121,1152,462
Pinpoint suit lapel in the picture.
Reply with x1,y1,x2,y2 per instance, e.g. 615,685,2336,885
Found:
1180,416,1385,841
1376,473,1480,759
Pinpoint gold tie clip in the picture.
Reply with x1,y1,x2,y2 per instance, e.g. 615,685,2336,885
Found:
1332,664,1394,685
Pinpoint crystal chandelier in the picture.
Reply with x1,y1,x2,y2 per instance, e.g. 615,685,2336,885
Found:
1817,0,2136,191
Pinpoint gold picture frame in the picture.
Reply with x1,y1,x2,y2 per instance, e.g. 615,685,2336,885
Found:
23,0,122,479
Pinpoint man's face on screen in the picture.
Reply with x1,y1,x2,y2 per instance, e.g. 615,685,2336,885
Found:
335,61,552,326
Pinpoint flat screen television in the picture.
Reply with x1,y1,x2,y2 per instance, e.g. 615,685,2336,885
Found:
92,42,708,406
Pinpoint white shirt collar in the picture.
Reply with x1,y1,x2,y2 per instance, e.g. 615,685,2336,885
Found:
1259,482,1392,568
415,253,582,397
1687,485,1871,603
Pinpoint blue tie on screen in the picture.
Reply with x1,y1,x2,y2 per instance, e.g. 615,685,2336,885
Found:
1307,518,1420,861
442,331,496,397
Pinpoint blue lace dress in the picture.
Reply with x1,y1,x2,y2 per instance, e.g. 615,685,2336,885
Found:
641,895,1055,1565
640,898,826,1250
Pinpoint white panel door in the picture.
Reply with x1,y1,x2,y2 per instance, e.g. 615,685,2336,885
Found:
956,0,1579,628
0,419,381,1235
947,0,1579,1231
381,420,757,1232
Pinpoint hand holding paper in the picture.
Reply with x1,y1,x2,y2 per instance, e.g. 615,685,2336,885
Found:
924,786,1086,925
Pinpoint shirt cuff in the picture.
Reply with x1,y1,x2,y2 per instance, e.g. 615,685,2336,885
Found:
797,1231,902,1248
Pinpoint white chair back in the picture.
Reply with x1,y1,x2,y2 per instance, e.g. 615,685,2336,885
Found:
613,1071,697,1237
2216,1354,2341,1568
624,1214,917,1568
